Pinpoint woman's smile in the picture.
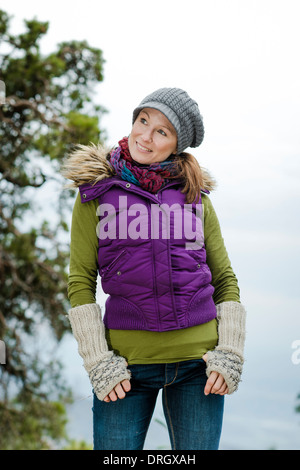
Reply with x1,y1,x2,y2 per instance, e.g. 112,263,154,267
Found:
136,142,152,153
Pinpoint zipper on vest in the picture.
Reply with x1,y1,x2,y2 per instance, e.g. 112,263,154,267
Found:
148,200,161,329
100,249,127,277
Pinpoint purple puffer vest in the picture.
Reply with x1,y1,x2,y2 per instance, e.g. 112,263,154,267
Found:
79,176,216,332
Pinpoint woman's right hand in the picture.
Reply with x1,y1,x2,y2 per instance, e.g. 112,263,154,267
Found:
103,379,131,402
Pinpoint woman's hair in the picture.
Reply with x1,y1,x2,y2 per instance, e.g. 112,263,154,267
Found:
172,152,216,204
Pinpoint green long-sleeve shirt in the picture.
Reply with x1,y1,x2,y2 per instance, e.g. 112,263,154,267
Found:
68,191,240,364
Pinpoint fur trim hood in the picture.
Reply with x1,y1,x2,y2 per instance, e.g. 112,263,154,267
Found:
61,142,216,192
61,143,114,188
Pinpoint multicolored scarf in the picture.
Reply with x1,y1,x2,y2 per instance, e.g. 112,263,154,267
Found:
109,137,179,194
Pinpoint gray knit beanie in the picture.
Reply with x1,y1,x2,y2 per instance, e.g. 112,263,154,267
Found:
132,88,204,154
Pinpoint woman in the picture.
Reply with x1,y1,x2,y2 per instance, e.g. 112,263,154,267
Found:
62,88,246,451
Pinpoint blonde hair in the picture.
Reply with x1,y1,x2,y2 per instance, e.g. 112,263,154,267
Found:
172,152,216,204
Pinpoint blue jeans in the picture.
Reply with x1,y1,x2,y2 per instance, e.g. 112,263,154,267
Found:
93,359,224,450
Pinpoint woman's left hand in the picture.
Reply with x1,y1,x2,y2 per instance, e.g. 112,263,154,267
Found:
202,353,229,396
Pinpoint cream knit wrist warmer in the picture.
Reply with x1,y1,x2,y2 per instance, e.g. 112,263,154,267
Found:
206,301,246,394
68,303,131,401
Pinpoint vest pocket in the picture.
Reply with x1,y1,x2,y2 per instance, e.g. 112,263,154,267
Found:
99,249,128,279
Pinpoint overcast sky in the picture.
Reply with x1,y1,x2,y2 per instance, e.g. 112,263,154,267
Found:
2,0,300,449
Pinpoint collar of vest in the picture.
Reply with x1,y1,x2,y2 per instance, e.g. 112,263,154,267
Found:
79,177,185,204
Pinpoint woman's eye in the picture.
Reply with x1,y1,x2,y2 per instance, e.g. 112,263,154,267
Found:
158,129,167,136
140,118,147,124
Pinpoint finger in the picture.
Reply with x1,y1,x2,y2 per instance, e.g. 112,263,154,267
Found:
202,353,208,363
121,379,131,392
215,381,227,395
108,389,118,401
211,374,226,394
103,395,110,402
204,371,219,395
114,383,126,399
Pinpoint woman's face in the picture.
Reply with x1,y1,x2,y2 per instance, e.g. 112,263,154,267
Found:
128,108,177,164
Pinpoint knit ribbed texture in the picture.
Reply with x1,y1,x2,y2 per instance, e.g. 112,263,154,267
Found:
215,301,246,359
68,303,108,369
205,301,246,394
132,88,204,154
68,303,131,401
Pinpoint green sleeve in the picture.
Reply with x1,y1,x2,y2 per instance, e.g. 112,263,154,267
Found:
202,194,240,304
68,192,99,307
